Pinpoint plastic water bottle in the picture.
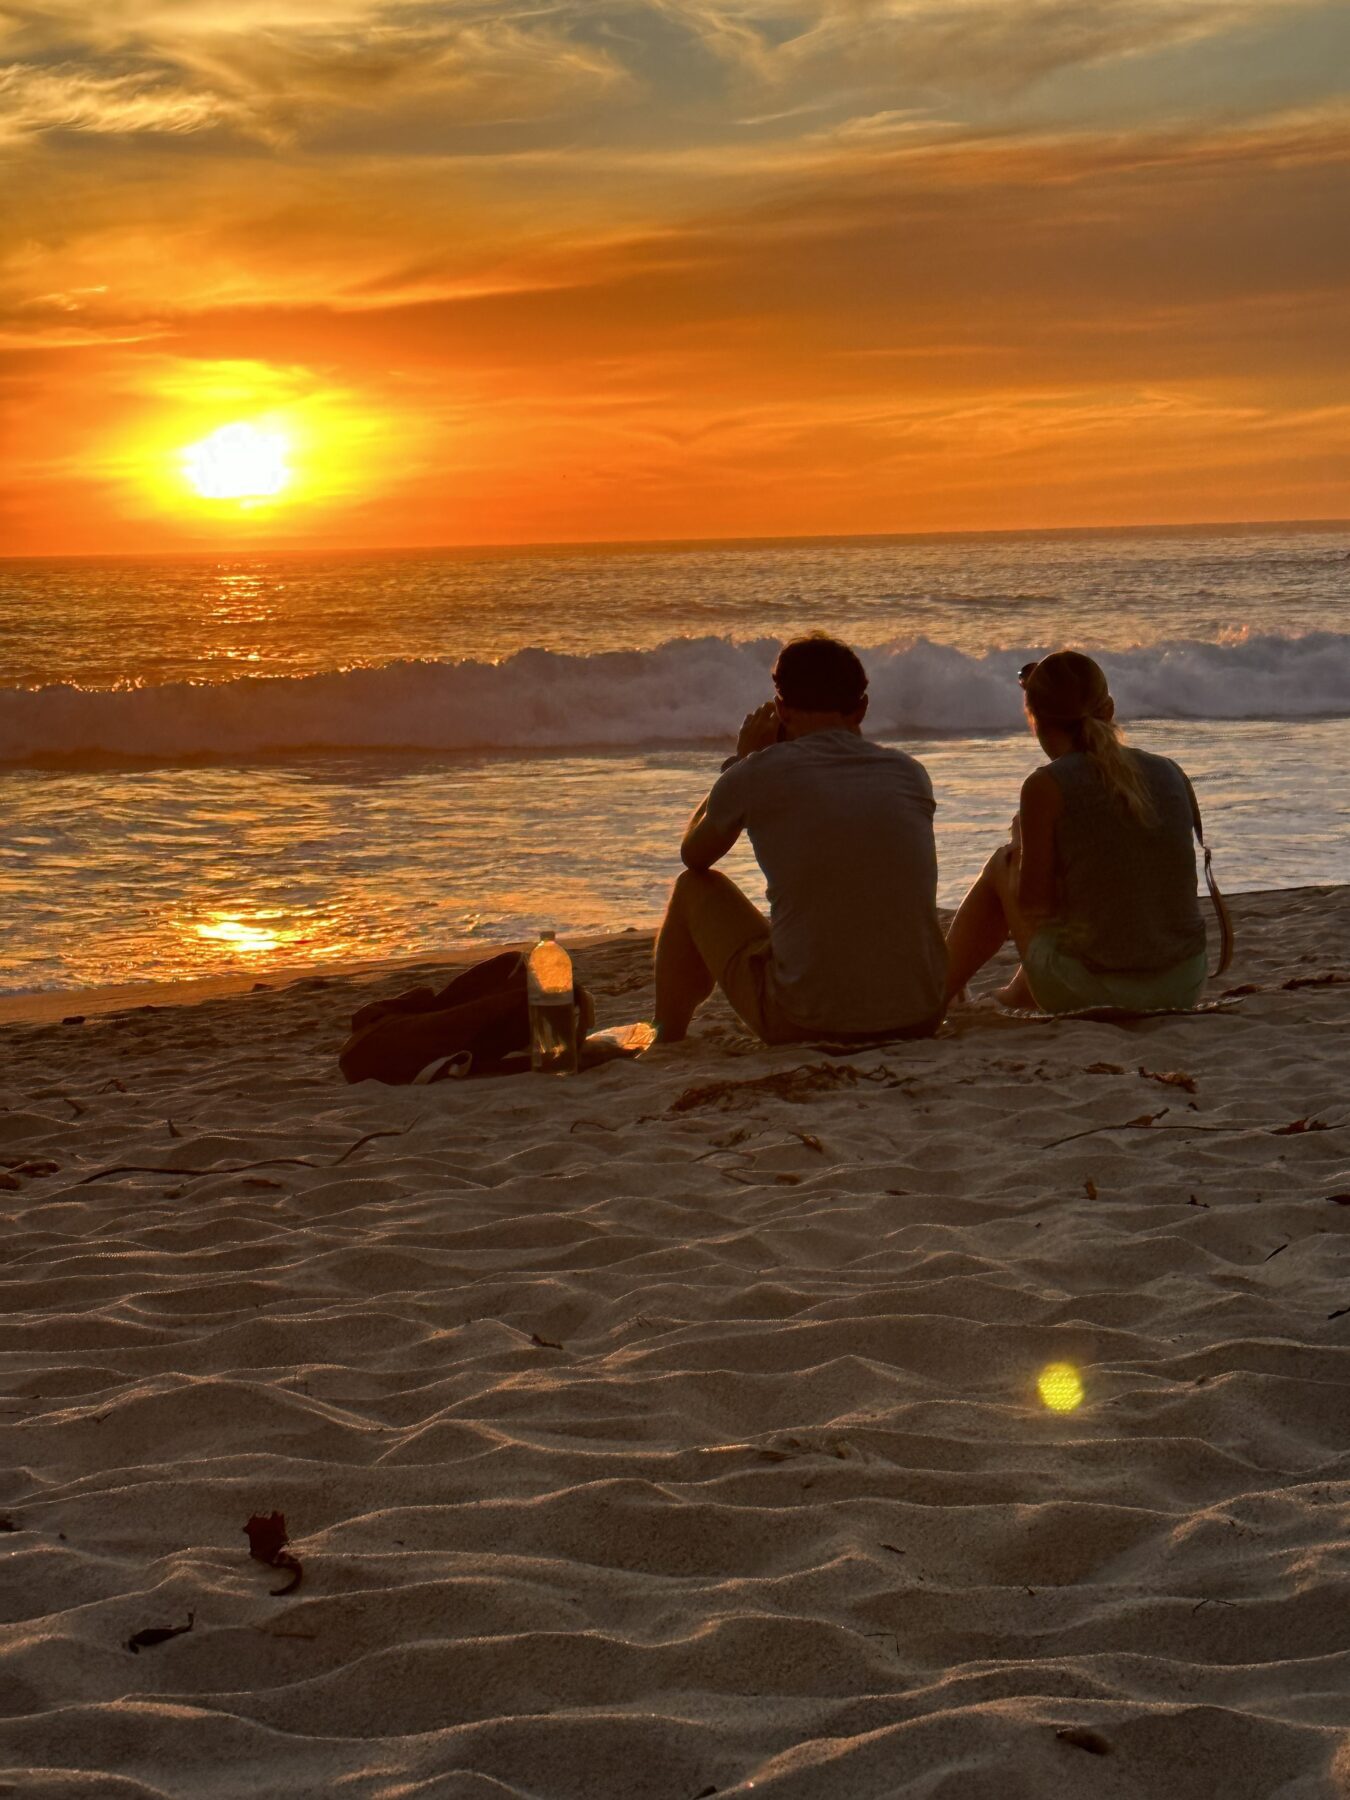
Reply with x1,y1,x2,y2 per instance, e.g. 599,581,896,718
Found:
527,931,578,1074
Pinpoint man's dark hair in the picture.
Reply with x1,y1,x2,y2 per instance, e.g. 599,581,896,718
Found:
772,634,868,713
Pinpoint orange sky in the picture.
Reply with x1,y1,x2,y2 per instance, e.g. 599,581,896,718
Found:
2,0,1348,553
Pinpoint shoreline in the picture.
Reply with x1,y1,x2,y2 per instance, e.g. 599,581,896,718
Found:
0,883,1343,1030
0,929,647,1029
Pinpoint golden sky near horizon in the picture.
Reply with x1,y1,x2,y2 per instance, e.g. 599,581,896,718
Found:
2,0,1348,552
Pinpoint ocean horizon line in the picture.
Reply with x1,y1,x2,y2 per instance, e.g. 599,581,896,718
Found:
4,515,1348,567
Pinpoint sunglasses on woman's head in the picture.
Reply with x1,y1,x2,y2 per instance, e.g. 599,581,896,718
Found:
1018,661,1039,688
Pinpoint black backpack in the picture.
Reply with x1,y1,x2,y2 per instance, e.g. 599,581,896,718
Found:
340,950,581,1084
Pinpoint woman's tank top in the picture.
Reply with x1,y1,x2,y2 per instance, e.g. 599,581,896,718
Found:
1046,749,1206,973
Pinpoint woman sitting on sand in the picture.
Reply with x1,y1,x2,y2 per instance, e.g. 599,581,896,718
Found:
944,650,1209,1013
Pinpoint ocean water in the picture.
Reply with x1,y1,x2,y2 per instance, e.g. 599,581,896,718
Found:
1,527,1347,993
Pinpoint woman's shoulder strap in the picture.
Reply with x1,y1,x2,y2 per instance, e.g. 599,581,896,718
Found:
1183,774,1234,977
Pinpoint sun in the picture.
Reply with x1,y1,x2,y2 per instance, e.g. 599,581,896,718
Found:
182,422,292,501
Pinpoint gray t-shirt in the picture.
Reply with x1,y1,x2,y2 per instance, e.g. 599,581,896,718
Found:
704,729,946,1032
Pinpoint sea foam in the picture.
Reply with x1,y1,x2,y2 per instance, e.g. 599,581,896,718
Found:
2,633,1347,764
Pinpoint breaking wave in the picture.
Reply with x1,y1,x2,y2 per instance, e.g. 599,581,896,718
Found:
3,633,1348,764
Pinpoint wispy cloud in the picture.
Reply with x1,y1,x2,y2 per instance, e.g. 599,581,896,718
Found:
1,5,630,147
650,0,1322,91
0,62,234,140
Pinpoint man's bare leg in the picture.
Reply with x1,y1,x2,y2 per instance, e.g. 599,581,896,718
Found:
654,879,716,1042
654,868,768,1042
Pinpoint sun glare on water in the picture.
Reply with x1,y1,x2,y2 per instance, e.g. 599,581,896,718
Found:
184,907,354,972
193,913,285,955
182,422,291,501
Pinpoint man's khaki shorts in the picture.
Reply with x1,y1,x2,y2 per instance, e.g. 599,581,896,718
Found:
720,935,806,1045
680,867,942,1045
677,868,803,1043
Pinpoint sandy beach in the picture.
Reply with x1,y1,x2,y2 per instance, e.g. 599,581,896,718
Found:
2,885,1347,1800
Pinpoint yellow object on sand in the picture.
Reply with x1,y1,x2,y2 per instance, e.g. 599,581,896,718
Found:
1038,1362,1085,1412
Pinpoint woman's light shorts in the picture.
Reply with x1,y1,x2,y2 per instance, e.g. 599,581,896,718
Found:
1023,931,1208,1014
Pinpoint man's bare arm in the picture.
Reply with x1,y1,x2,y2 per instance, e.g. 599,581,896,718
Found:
680,701,778,870
680,798,740,871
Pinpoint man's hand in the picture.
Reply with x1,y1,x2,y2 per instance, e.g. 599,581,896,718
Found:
735,701,781,761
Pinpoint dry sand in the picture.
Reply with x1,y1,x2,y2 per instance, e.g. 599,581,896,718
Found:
2,886,1348,1800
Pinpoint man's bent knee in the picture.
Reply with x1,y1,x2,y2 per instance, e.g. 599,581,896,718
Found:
668,866,731,913
673,866,725,895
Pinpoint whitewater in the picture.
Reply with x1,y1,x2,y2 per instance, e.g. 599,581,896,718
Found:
1,525,1346,990
3,632,1350,764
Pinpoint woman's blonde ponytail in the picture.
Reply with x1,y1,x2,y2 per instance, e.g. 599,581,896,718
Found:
1078,712,1155,825
1024,651,1155,825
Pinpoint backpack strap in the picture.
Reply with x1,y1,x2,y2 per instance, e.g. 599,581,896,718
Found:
1188,787,1234,979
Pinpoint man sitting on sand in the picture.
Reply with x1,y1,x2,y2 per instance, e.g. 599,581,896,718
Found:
654,633,947,1044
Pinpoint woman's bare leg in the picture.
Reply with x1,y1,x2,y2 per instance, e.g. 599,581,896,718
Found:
945,853,1012,1002
945,844,1042,1005
994,966,1037,1009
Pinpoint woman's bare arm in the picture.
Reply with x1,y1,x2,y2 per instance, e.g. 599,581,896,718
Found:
1016,767,1063,927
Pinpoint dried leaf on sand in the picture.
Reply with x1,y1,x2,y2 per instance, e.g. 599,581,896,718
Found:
126,1611,194,1654
1139,1067,1198,1093
244,1511,303,1595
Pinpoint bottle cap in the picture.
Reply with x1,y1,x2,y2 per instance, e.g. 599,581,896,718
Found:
540,929,556,940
